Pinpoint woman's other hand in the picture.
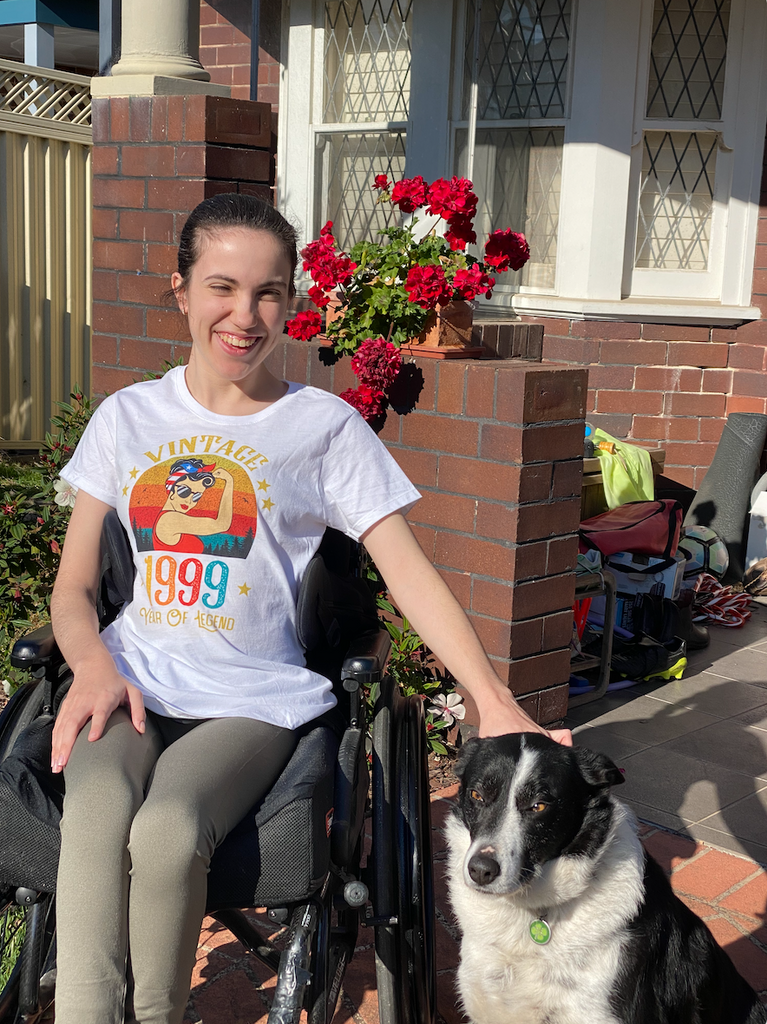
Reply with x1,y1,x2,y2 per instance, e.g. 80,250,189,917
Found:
51,657,146,773
50,490,145,773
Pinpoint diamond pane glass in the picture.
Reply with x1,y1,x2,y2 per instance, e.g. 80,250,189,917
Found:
324,1,412,123
646,0,730,119
462,0,572,120
456,127,563,289
314,131,407,250
635,131,718,270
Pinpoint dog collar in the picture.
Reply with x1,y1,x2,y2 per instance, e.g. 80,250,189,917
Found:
530,916,551,945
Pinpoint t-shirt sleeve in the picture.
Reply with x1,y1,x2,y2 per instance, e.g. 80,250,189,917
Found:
59,397,120,507
320,408,421,541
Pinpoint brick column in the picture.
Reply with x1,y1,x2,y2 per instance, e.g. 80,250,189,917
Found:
91,94,274,395
264,340,587,728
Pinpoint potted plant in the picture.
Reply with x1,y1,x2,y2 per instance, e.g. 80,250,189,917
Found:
286,174,530,422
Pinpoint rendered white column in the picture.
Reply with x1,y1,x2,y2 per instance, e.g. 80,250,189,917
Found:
110,0,209,80
24,23,55,69
91,0,230,97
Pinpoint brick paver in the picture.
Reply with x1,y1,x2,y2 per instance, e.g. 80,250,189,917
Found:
183,792,767,1023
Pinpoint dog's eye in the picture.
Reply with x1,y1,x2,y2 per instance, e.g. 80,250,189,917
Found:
531,802,547,813
469,789,484,803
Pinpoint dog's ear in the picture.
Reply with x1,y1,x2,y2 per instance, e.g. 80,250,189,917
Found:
454,736,481,781
573,746,625,790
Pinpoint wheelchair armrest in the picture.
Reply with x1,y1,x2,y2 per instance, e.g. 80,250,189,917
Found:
10,622,62,671
341,629,391,685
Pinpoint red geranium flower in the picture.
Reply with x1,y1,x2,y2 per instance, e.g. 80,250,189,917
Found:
427,177,478,222
404,264,452,309
373,174,390,191
391,176,428,214
484,229,530,272
286,310,323,340
340,384,386,421
351,337,402,390
308,285,330,309
444,215,477,251
452,265,495,301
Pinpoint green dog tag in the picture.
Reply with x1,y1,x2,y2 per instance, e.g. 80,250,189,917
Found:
530,918,551,945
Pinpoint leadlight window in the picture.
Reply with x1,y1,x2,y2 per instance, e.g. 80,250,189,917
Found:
646,0,730,120
456,0,571,292
634,0,730,273
316,1,412,244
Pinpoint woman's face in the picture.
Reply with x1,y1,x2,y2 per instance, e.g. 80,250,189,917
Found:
171,227,292,387
167,477,207,514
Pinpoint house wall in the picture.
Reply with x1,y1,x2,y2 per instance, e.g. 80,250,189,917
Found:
526,143,767,489
199,0,281,108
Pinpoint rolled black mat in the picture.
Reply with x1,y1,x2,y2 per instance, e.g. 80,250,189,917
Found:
684,412,767,583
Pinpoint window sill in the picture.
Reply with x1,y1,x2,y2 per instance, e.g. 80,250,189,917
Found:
511,294,761,327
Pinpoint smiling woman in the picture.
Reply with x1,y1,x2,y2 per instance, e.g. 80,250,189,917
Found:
47,192,570,1024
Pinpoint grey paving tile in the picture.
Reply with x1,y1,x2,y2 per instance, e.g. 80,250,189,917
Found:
570,724,651,763
616,745,758,823
639,671,767,720
664,720,767,781
697,645,767,687
685,821,767,868
737,705,767,731
694,785,767,852
621,797,692,835
566,693,719,746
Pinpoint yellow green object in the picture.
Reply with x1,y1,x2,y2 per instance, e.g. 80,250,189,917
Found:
592,428,654,509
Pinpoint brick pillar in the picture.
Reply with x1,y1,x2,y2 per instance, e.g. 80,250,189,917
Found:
264,340,587,728
91,94,274,396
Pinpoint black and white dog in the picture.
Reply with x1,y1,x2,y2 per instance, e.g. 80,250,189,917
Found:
446,733,764,1024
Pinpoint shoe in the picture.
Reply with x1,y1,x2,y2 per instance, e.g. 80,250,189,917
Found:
611,635,687,682
674,588,709,650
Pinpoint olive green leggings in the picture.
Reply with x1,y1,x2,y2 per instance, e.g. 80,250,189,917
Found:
55,708,297,1024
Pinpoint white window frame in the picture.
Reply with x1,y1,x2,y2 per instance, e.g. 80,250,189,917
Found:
278,0,767,324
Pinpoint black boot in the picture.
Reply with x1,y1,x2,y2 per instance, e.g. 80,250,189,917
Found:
674,588,709,650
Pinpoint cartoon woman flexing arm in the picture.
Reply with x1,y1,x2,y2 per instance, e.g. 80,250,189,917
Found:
152,458,234,553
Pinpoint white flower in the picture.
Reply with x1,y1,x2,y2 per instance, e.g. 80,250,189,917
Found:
1,680,11,697
427,692,466,726
53,477,78,508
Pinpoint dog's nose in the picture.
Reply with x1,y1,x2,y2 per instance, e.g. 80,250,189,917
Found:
468,852,501,886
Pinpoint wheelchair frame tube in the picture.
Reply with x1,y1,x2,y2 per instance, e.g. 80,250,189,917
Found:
268,902,318,1024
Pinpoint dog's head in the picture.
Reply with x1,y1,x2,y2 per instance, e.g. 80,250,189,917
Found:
452,733,624,899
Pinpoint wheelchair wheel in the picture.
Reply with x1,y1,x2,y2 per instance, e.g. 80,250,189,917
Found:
0,682,57,1022
0,683,46,763
372,679,436,1024
0,892,56,1022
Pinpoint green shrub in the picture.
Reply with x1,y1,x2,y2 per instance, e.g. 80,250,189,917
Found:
0,391,93,691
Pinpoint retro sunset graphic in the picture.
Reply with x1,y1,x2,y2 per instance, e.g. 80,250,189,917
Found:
129,457,260,558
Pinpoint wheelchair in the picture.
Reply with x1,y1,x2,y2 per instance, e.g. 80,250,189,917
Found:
0,511,437,1024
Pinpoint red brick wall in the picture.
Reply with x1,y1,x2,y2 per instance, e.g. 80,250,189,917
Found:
200,0,281,109
91,95,274,395
264,340,588,727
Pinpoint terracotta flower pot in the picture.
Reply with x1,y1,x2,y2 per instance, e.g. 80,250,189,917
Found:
400,300,484,360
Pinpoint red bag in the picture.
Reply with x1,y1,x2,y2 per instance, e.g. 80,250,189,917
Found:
579,500,683,559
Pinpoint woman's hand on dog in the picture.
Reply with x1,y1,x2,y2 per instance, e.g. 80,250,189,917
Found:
475,687,573,746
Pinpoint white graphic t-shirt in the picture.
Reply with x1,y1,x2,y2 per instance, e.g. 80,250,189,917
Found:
61,367,420,728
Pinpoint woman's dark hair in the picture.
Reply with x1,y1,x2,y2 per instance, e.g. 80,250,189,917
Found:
176,193,298,295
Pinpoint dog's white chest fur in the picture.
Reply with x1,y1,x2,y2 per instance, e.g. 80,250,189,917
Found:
446,801,644,1024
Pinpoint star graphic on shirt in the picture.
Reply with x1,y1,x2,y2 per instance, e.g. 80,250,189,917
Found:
261,497,275,512
122,486,129,496
257,479,270,492
129,467,139,479
238,582,251,596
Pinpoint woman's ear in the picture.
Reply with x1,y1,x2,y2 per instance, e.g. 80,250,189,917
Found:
171,272,187,315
